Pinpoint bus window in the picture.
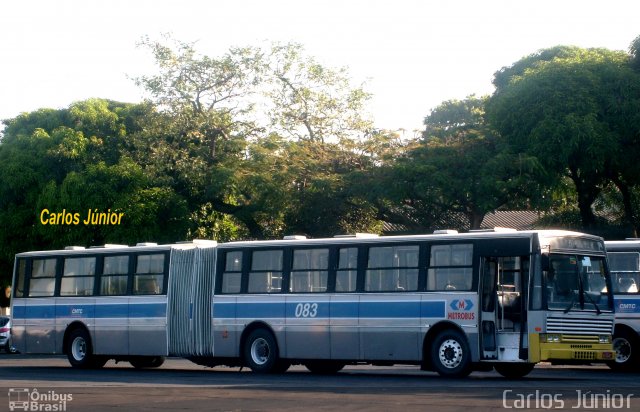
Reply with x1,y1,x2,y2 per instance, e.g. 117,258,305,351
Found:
290,249,329,293
365,245,418,292
14,259,26,298
100,255,129,295
336,248,358,292
608,252,640,294
221,251,242,294
248,250,283,293
427,244,473,291
61,257,96,296
133,254,164,295
28,258,56,297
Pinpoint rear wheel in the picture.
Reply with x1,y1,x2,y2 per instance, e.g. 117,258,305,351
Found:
243,329,283,373
130,356,165,369
494,363,535,379
304,361,345,374
430,329,472,378
607,330,639,372
66,328,106,369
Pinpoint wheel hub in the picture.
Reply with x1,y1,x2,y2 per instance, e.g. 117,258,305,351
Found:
439,338,463,369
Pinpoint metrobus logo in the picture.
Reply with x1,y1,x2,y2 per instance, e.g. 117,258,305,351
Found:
449,299,473,311
448,299,475,320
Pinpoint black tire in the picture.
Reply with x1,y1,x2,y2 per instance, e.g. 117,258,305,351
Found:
130,356,165,369
188,356,219,368
607,329,639,372
243,329,281,373
66,328,106,369
304,361,345,374
430,329,472,378
494,363,535,379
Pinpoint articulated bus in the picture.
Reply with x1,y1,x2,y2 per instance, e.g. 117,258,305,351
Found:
10,230,615,378
603,240,640,371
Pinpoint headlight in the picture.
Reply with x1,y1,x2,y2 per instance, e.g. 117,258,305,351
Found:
540,334,561,343
599,335,610,344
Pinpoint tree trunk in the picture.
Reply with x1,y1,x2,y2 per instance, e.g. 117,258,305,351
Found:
611,177,640,237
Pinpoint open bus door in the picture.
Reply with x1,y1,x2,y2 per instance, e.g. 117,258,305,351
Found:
480,255,533,377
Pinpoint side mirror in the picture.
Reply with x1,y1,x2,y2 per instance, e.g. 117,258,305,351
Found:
541,255,550,272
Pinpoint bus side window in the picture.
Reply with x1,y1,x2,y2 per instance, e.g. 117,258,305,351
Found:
336,248,357,292
248,250,283,293
427,244,473,291
60,257,95,296
221,251,242,294
14,259,26,298
133,254,165,295
28,258,56,297
101,255,129,296
290,249,328,293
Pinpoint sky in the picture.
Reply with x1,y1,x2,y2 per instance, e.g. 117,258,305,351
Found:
1,0,639,136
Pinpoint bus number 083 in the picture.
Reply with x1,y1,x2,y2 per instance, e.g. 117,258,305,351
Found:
294,303,318,318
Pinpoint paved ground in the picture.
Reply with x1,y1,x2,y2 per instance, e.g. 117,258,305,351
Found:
1,354,639,411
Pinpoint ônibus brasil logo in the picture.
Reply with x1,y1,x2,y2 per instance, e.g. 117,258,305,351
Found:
8,388,73,411
448,299,475,320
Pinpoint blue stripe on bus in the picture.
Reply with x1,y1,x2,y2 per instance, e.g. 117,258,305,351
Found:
12,303,166,319
236,303,285,319
213,300,446,319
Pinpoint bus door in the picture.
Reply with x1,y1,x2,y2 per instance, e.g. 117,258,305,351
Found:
480,256,528,361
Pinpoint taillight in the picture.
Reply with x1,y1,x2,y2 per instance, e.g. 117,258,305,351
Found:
0,327,9,333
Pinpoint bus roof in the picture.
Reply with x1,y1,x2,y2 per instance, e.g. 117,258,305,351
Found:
605,239,640,251
14,230,603,257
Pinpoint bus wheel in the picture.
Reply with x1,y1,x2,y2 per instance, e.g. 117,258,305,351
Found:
66,328,105,369
130,356,165,369
607,330,638,372
494,363,535,379
430,329,472,378
244,329,281,373
304,361,345,374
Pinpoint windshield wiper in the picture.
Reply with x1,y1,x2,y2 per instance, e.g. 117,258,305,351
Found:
563,296,577,314
583,290,602,315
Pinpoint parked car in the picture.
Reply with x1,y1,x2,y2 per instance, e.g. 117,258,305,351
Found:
0,316,16,353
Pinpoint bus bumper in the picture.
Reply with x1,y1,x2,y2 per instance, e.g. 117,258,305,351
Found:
529,333,614,362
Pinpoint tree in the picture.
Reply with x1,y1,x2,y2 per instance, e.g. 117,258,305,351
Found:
0,99,189,285
134,36,375,239
262,42,373,143
488,46,640,229
364,96,534,232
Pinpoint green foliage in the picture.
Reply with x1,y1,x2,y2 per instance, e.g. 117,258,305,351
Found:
488,46,640,229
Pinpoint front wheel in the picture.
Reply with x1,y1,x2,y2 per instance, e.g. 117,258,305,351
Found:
494,363,535,379
430,329,472,378
243,329,282,373
66,328,106,369
607,330,639,372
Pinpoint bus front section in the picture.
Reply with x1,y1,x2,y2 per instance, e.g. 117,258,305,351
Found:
529,234,615,364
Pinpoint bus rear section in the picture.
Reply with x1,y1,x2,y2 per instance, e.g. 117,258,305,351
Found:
10,241,217,369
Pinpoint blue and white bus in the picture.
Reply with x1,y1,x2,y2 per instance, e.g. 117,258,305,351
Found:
604,239,640,371
10,230,614,378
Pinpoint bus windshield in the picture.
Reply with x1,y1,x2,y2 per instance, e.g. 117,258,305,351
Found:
545,254,613,312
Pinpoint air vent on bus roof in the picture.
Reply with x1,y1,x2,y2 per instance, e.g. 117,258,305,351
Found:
283,235,307,240
192,239,217,245
433,229,458,235
64,246,86,250
334,233,379,238
469,227,517,233
136,242,158,247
